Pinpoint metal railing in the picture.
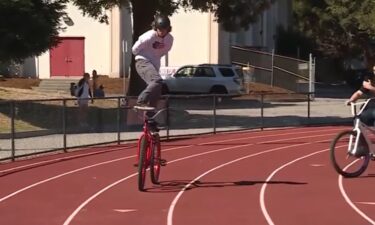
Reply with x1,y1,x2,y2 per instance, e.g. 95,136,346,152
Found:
231,46,316,94
0,93,350,161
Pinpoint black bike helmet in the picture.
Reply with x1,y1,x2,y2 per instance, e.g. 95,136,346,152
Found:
154,15,171,30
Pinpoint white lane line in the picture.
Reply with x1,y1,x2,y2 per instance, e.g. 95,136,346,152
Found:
259,147,329,225
113,209,137,213
199,127,341,146
310,164,325,167
64,133,335,225
0,155,134,203
0,127,336,174
0,128,340,203
0,146,127,174
0,144,193,203
168,138,331,225
356,202,375,206
339,163,375,224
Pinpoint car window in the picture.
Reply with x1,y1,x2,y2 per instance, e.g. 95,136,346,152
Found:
218,68,235,77
175,67,195,78
194,67,215,77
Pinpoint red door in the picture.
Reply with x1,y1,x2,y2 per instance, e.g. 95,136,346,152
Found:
50,37,85,77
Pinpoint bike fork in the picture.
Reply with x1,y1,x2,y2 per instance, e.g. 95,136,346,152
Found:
349,126,361,156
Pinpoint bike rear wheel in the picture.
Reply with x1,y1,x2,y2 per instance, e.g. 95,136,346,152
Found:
330,130,370,178
138,135,148,191
150,134,161,184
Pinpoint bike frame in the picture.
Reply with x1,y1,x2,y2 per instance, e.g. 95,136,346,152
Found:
349,98,375,156
137,118,157,165
136,109,166,162
135,108,166,191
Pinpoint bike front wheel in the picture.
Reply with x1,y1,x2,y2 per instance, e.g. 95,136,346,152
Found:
330,130,370,178
150,133,161,184
138,135,149,191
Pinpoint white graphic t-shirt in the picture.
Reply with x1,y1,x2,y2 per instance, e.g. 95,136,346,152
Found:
132,30,174,71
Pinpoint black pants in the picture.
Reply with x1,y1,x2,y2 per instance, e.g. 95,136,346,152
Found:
360,109,375,126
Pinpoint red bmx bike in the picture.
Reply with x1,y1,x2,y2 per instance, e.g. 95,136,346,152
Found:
135,107,166,191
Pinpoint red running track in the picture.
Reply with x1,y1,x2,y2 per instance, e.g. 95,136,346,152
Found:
0,126,375,225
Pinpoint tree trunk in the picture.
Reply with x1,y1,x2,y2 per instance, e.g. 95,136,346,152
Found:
127,0,157,96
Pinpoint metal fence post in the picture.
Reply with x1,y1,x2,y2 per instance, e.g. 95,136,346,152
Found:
10,101,15,161
309,54,315,101
213,95,217,134
166,97,170,140
62,99,67,152
261,94,264,130
307,93,311,122
117,98,121,145
271,49,275,87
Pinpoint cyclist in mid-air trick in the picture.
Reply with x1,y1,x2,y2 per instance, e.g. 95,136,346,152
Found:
132,14,174,113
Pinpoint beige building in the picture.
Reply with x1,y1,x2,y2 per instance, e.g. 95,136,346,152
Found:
22,1,291,79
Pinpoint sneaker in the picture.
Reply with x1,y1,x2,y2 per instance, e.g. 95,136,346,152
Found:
134,103,155,111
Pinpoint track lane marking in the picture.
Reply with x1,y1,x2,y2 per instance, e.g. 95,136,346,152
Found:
0,154,134,203
356,202,375,205
259,146,329,225
167,137,331,225
339,161,375,224
0,127,341,174
0,146,129,174
260,145,375,225
66,133,333,225
113,209,137,213
0,128,341,203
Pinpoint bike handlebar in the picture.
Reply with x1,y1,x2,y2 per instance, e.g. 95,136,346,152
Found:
132,107,168,121
349,98,375,116
148,108,168,120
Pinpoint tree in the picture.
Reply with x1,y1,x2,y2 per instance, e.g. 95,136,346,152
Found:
0,0,66,63
0,0,273,94
275,25,315,60
70,0,274,95
293,0,375,64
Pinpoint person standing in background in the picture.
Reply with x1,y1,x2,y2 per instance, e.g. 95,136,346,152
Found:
92,69,98,95
76,72,93,127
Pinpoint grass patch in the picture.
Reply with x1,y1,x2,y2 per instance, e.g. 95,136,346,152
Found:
0,112,42,133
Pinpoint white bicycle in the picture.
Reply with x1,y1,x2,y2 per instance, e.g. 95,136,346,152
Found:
330,98,375,177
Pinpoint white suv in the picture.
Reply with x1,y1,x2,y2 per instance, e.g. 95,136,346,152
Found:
161,64,245,95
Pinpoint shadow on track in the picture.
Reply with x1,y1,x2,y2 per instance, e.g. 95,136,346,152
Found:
145,179,307,193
